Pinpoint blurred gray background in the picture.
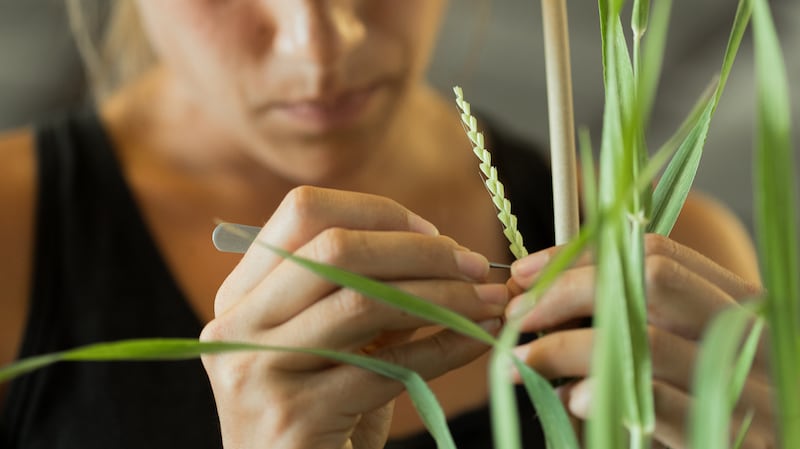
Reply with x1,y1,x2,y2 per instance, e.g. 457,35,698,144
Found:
1,0,799,240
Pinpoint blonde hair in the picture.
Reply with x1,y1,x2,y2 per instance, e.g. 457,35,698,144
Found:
65,0,156,99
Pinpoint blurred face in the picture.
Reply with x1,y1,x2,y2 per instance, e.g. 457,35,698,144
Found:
135,0,447,182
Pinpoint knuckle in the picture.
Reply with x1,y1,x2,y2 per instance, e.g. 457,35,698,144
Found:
275,186,326,238
375,344,409,369
741,279,765,299
311,227,356,265
213,282,237,316
643,233,677,258
331,288,376,319
283,185,321,215
215,354,257,393
200,340,260,395
428,331,457,362
645,254,683,291
281,186,325,226
650,380,673,406
646,326,663,355
199,319,229,343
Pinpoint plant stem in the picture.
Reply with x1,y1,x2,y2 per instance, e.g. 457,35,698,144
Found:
542,0,580,244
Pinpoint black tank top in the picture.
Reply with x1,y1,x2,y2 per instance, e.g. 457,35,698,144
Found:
1,109,554,449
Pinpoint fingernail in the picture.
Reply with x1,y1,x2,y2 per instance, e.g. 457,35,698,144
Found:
408,212,439,236
455,250,490,280
506,296,526,318
478,317,502,332
512,344,530,362
474,284,509,305
511,250,550,279
569,380,592,417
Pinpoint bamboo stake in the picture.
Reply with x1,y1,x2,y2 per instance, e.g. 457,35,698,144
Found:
542,0,580,244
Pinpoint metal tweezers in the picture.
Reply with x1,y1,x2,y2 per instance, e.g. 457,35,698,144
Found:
212,222,511,270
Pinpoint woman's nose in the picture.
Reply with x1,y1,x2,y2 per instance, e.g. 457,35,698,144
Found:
272,0,366,68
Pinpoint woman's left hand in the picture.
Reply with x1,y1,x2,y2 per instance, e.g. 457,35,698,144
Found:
508,233,774,449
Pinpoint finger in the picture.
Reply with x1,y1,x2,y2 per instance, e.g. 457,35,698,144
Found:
350,402,394,449
513,327,750,395
322,321,501,415
511,256,740,340
264,281,508,370
216,187,440,315
510,234,762,301
508,264,595,330
229,230,490,329
554,381,585,442
641,234,762,300
509,244,593,289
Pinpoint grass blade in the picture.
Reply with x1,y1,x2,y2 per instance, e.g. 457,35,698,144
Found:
716,0,755,107
637,0,672,130
689,307,762,449
648,0,752,236
732,410,756,449
513,358,580,449
729,318,765,406
592,6,657,447
588,226,630,449
0,339,457,449
752,0,800,446
648,99,714,235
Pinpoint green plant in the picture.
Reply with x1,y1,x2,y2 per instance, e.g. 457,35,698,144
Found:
1,0,797,448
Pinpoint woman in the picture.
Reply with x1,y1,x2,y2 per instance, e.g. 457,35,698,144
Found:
0,1,770,448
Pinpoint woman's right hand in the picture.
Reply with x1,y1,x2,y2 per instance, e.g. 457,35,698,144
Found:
200,186,507,449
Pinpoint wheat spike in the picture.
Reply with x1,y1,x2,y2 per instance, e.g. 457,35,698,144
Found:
453,86,528,260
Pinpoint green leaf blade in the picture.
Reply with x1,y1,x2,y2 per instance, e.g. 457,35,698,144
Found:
648,100,714,236
689,307,762,449
752,0,800,446
0,339,458,449
513,358,580,449
637,0,672,130
649,0,752,236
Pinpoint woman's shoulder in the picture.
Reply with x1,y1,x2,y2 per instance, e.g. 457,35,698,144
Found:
0,128,36,239
0,127,36,402
0,127,36,262
0,127,35,176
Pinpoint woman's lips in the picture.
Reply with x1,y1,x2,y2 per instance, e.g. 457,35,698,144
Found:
269,83,382,132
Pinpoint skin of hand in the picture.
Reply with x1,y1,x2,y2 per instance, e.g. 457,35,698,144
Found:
200,186,507,449
508,233,773,449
